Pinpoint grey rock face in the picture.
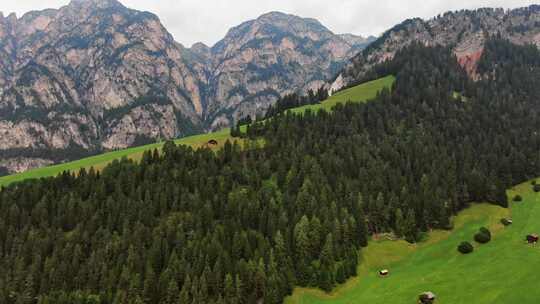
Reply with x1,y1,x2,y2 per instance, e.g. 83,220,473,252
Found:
202,12,372,129
334,5,540,89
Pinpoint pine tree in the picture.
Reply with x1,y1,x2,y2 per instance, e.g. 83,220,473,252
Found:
293,216,311,285
179,275,191,304
403,209,418,243
143,267,157,304
356,194,369,247
254,259,267,300
224,274,235,304
234,274,244,304
320,234,335,267
165,280,179,304
394,208,405,237
21,272,35,304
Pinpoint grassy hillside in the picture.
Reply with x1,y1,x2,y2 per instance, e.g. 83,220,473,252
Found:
290,75,395,114
0,129,235,187
285,179,540,304
0,76,394,187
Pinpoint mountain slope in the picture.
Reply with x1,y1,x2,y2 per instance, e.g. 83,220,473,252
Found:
332,5,540,90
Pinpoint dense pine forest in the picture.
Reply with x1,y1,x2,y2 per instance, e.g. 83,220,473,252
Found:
0,39,539,304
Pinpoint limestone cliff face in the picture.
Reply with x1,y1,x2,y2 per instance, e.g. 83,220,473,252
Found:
334,5,540,89
0,2,371,174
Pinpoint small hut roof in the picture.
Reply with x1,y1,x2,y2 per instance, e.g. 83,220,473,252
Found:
422,291,436,299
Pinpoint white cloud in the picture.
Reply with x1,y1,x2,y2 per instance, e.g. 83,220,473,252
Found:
2,0,538,47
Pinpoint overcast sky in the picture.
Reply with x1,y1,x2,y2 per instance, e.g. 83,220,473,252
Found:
1,0,538,47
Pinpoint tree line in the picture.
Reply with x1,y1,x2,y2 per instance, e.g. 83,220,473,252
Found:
264,87,329,118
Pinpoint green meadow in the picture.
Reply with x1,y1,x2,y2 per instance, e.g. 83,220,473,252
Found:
285,179,540,304
290,75,395,114
0,76,395,187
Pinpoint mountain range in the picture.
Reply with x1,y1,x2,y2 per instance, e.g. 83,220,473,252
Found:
0,0,375,174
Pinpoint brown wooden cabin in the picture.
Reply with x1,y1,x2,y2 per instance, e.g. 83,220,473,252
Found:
418,291,436,304
527,234,539,243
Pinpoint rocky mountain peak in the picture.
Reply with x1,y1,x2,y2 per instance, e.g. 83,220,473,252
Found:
214,11,334,55
190,42,211,61
68,0,124,10
203,10,370,130
191,42,210,54
0,12,16,19
339,34,376,46
255,11,328,34
6,13,17,23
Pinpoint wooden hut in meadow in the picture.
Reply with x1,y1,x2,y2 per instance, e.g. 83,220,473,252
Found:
204,139,219,148
418,291,436,304
527,234,539,244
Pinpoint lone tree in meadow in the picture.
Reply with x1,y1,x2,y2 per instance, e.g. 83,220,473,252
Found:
474,227,491,244
458,241,474,254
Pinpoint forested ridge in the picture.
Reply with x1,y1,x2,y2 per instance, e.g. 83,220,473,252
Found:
0,39,539,304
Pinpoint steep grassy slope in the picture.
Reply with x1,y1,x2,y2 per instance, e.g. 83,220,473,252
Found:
286,179,540,304
290,75,395,114
0,76,394,187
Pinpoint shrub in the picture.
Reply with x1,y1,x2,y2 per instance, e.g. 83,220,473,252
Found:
513,195,523,202
532,180,537,185
474,227,491,244
458,241,474,254
534,184,540,193
479,227,491,237
474,231,491,244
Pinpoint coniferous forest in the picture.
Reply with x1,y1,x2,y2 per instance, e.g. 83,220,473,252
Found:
0,39,539,304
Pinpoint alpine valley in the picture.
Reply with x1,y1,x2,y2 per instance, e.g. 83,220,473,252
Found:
1,1,540,304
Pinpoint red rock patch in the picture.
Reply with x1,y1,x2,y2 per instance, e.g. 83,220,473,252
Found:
457,48,484,79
